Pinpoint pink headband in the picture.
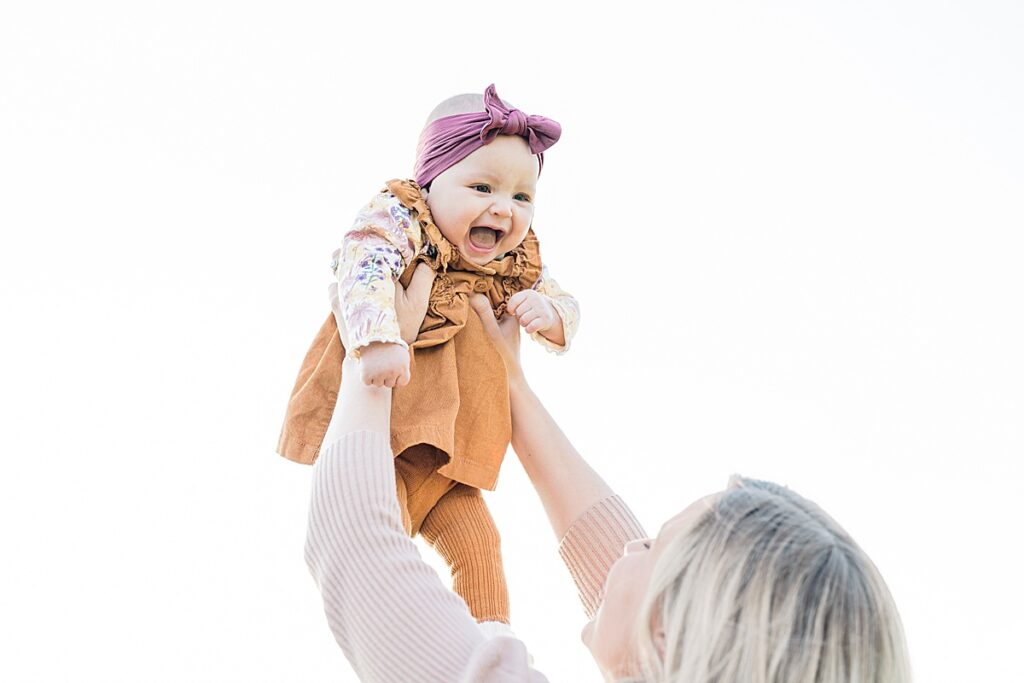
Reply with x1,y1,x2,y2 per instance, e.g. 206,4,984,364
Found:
413,84,562,187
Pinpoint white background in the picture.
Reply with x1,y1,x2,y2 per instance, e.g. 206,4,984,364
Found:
2,1,1022,681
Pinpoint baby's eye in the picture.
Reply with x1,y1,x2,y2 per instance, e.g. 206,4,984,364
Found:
642,540,652,550
471,184,491,193
514,192,532,202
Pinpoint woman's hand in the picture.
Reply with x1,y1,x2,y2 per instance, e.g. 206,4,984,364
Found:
330,262,436,356
349,263,437,388
322,263,437,440
471,293,614,540
468,294,526,387
394,263,437,346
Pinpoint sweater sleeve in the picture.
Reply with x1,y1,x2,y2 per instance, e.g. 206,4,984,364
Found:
529,264,581,355
304,431,549,683
557,496,647,620
332,193,423,357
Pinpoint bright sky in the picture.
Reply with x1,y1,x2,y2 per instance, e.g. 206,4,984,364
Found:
1,1,1022,681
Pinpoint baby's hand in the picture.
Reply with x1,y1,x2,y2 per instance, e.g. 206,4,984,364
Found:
506,289,559,335
357,341,411,388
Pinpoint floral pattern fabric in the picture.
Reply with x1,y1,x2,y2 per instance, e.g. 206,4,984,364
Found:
332,190,580,357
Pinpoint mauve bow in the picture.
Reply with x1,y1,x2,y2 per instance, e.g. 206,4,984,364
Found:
478,84,561,154
413,84,562,187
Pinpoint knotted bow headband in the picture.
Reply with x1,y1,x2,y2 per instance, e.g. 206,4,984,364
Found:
413,84,562,187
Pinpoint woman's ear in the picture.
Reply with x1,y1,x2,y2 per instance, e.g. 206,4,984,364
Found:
649,611,667,658
653,627,667,658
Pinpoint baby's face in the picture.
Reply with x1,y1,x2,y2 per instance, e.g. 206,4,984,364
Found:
424,135,538,266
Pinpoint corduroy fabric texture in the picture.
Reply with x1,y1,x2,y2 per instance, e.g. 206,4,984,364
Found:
282,179,543,629
277,179,544,492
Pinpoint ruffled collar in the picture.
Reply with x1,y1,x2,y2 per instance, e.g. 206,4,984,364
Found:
385,178,539,280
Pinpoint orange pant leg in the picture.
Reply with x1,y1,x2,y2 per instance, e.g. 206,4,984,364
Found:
420,483,510,624
395,443,456,535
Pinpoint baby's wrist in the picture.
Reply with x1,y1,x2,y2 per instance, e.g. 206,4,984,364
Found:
354,339,407,356
537,318,566,346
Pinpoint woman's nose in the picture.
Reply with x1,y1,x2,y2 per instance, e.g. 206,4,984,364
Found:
624,538,652,554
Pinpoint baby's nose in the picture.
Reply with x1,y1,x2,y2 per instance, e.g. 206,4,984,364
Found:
490,198,513,217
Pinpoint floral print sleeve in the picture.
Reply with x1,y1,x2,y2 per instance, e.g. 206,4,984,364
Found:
331,192,423,357
530,264,581,355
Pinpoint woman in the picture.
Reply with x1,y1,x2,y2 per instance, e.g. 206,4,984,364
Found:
304,265,912,682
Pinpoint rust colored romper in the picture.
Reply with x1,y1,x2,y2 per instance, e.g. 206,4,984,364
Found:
277,180,544,623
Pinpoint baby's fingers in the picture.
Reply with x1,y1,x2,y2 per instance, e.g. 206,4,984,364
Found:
506,290,532,316
516,308,540,327
521,311,550,333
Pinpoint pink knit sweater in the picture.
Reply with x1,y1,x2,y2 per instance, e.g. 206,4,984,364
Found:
305,431,646,682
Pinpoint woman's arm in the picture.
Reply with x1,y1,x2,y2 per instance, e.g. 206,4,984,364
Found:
508,381,615,541
469,296,615,540
305,429,487,682
308,266,533,682
468,296,647,619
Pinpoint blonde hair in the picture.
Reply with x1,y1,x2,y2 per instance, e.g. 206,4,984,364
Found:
632,477,912,683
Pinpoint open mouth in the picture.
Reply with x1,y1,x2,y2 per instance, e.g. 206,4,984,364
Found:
468,226,505,252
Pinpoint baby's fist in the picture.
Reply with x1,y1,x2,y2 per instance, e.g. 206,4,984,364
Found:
357,341,411,388
506,289,559,335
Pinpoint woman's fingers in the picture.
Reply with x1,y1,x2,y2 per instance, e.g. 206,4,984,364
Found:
470,294,524,381
328,282,353,352
407,263,436,304
396,263,437,344
469,294,501,336
471,294,521,349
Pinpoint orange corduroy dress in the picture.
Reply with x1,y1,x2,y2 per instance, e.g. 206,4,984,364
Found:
277,179,545,623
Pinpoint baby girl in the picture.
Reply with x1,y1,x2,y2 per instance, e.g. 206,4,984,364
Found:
278,84,580,636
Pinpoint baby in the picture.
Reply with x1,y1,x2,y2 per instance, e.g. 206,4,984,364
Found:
278,85,580,636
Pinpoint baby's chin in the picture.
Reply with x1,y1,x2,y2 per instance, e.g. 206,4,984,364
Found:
458,245,509,265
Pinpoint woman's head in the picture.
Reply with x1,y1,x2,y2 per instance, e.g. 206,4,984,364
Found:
586,477,911,683
414,85,561,266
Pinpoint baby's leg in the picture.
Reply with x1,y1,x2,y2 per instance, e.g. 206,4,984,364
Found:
395,443,455,536
420,484,510,625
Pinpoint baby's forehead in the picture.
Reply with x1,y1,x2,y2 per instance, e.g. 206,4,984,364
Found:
423,92,513,127
453,139,539,184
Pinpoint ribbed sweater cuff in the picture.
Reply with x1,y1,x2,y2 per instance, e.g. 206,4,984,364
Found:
557,495,647,620
320,429,392,461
